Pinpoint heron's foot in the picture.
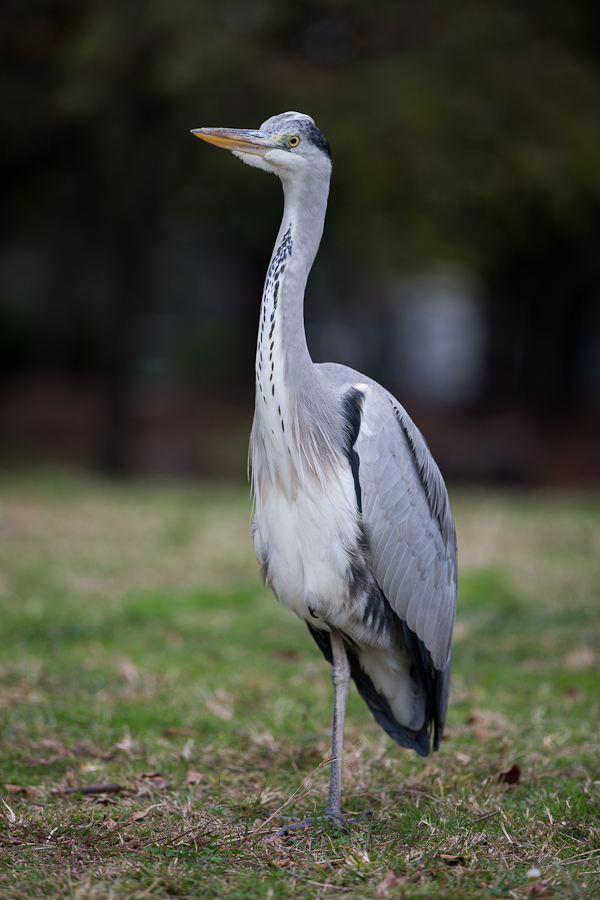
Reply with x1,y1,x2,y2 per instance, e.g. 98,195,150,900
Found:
264,812,349,838
324,811,349,832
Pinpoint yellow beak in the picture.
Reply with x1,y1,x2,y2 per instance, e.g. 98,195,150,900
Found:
191,127,279,156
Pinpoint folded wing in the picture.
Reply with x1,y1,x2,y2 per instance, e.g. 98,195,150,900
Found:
355,382,457,748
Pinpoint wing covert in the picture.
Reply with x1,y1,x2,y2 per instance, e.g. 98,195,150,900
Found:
355,385,457,673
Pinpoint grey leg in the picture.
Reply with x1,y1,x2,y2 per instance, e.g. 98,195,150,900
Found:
266,630,351,837
324,630,351,825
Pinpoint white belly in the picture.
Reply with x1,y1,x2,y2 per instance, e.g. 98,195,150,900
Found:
253,473,425,731
253,462,359,629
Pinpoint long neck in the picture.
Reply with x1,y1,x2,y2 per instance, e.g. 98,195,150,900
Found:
253,162,340,493
256,165,330,403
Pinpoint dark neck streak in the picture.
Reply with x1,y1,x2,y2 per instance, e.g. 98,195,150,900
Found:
254,163,341,484
260,166,331,401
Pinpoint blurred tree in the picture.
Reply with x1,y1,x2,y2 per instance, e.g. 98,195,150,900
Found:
1,0,600,470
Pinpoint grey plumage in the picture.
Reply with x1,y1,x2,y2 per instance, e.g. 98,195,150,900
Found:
318,363,456,747
192,111,457,830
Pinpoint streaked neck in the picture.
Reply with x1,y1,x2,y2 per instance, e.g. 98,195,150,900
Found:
256,164,331,396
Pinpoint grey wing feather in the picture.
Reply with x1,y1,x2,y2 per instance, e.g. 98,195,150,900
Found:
316,362,457,751
316,362,457,672
356,384,457,672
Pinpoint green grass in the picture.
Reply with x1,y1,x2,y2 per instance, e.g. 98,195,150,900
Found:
0,470,599,898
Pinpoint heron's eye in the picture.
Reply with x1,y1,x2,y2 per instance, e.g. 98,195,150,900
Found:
287,135,300,148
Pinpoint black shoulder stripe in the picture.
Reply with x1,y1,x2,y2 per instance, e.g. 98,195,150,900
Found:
350,449,361,513
341,388,364,513
341,387,363,450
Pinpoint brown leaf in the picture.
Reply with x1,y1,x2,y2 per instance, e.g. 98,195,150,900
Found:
375,869,405,895
165,727,196,737
529,881,552,898
186,770,205,785
138,772,170,789
497,764,521,785
271,856,294,868
441,853,468,867
3,784,36,798
103,818,119,831
128,805,159,822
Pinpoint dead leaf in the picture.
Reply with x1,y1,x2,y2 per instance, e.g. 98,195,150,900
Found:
128,804,159,822
376,870,405,895
165,727,196,737
186,770,205,785
3,784,36,798
138,772,170,789
441,853,468,867
497,764,521,785
271,856,294,868
103,818,119,831
529,880,552,898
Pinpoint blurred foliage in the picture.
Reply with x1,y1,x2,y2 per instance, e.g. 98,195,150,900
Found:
2,1,600,471
3,0,600,266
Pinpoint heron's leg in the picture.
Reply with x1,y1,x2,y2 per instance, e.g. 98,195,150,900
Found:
324,630,351,825
265,631,351,838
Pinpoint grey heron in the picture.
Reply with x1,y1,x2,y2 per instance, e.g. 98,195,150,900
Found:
192,112,457,833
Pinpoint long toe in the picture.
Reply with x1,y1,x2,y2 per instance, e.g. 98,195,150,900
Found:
265,816,317,838
264,813,349,838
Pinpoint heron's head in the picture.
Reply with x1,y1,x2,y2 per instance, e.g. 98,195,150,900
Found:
191,112,332,183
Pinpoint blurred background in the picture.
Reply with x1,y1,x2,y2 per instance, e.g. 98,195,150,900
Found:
2,0,600,486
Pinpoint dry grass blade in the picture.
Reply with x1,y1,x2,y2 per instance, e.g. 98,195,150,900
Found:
244,756,334,843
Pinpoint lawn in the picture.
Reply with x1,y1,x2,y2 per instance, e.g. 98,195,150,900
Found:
0,470,598,899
